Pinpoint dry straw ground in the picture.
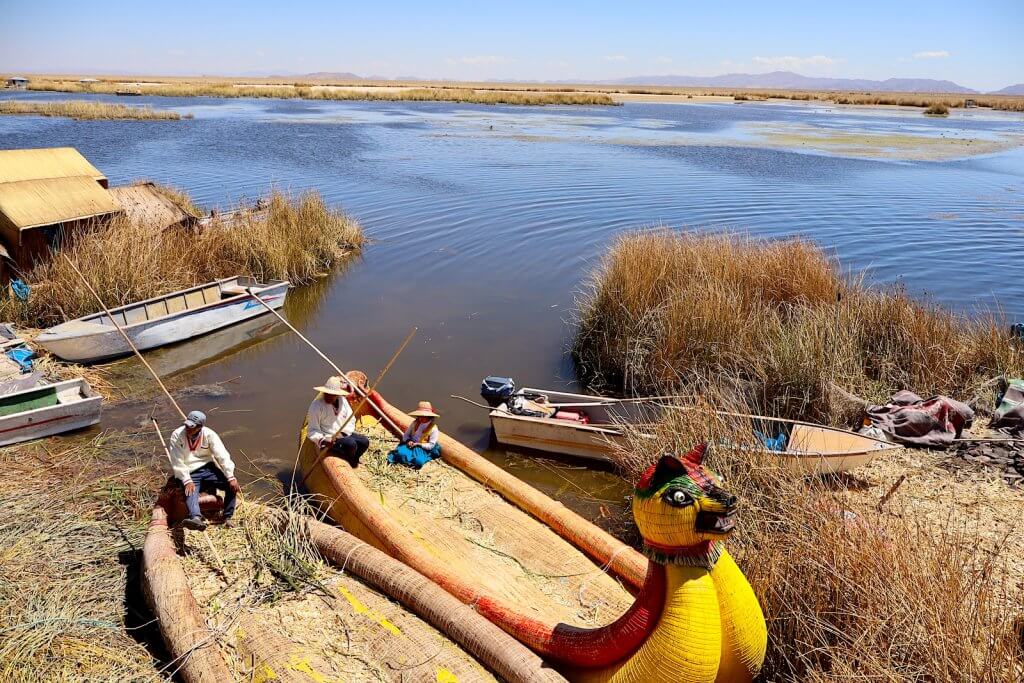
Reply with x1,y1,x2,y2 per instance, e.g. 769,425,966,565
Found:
0,189,364,328
612,390,1024,682
0,431,165,682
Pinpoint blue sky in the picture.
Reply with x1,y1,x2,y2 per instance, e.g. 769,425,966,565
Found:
2,1,1021,90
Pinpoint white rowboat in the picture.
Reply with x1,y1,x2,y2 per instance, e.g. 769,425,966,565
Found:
0,378,101,446
37,276,289,363
489,386,900,475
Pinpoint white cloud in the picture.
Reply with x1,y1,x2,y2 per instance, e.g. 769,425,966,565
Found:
653,56,673,65
445,55,513,66
752,55,836,70
914,50,950,59
603,55,628,63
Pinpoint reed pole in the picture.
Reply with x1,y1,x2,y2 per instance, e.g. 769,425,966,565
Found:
245,288,403,434
61,253,187,421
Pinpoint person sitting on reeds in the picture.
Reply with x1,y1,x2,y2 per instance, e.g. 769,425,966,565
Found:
307,375,370,467
388,401,441,469
169,410,239,531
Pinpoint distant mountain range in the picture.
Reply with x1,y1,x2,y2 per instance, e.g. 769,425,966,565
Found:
281,69,1020,95
604,71,980,93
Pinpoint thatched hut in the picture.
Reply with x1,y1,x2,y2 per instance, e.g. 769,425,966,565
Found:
0,147,122,274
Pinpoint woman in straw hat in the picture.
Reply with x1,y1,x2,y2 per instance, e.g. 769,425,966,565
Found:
306,375,370,467
387,401,442,469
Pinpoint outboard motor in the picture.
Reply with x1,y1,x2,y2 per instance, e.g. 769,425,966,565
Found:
481,376,515,407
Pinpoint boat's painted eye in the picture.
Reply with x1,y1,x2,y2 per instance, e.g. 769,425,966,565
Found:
663,488,693,508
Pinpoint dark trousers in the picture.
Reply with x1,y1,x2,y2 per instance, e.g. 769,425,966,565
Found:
181,462,237,520
328,432,370,466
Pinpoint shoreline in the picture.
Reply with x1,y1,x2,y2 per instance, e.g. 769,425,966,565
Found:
7,72,1023,113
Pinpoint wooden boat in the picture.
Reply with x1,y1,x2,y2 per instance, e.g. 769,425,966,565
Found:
0,378,101,446
143,488,562,683
37,276,288,363
489,386,900,474
489,386,630,461
300,374,656,670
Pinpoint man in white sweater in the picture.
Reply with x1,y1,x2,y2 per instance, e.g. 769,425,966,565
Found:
169,410,239,530
307,375,370,467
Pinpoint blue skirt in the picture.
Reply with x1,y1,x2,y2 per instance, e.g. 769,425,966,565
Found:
387,443,442,469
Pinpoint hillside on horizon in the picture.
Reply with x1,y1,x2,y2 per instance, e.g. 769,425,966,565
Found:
602,70,979,93
277,69,1022,94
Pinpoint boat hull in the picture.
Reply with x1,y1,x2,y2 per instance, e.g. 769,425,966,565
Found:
489,409,623,461
299,381,654,666
0,378,101,447
488,387,898,475
37,281,288,363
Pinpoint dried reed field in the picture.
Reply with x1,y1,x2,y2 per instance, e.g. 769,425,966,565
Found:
611,399,1024,681
574,231,1021,425
17,73,1024,111
0,100,188,120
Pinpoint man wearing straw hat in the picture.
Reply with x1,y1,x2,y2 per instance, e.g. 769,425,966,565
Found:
307,375,370,466
168,410,239,531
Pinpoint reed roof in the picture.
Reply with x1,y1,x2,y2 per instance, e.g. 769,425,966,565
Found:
0,148,120,243
0,147,107,186
109,183,196,230
0,176,121,234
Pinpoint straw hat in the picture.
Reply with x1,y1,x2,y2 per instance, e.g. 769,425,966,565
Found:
409,401,440,418
315,375,353,396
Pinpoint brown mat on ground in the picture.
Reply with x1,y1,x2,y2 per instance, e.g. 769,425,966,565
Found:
179,504,495,682
355,418,633,629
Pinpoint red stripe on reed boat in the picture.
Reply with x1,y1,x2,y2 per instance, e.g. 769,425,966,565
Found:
285,510,568,682
302,383,661,666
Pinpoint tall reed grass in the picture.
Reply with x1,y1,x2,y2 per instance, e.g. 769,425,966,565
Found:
0,100,186,120
612,393,1023,681
574,231,1021,424
1,190,364,328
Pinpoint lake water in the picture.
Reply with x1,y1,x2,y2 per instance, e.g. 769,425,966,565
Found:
2,91,1022,514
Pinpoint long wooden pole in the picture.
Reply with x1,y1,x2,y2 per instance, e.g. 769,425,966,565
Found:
338,326,417,439
61,254,186,421
245,288,341,374
245,288,403,434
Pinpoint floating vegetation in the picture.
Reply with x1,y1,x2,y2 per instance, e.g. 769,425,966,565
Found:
0,100,187,120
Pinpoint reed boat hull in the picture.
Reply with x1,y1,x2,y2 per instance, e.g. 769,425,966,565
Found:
298,380,655,667
0,378,101,446
36,277,288,363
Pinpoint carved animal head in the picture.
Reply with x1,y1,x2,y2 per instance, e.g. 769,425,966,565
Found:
632,445,738,564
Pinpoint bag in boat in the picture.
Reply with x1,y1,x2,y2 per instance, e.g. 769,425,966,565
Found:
508,394,556,418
